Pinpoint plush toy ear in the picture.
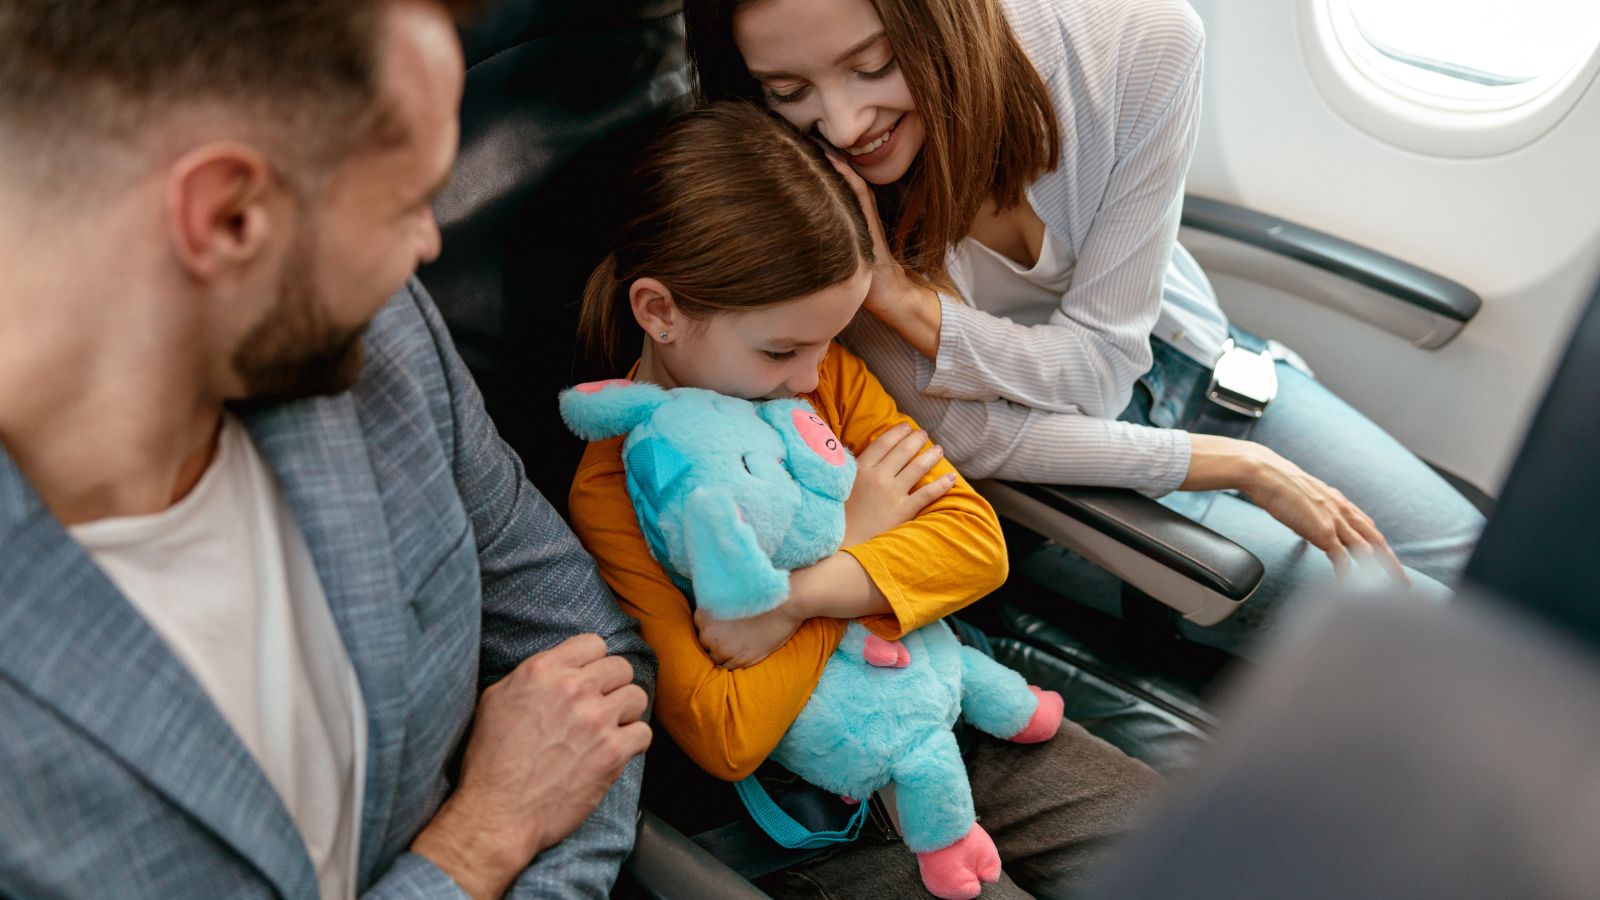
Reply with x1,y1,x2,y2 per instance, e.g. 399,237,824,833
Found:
682,486,790,620
559,379,669,441
758,399,857,502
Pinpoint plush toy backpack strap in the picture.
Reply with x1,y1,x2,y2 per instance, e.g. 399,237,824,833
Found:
734,775,871,850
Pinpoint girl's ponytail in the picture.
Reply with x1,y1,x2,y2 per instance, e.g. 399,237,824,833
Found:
578,252,627,369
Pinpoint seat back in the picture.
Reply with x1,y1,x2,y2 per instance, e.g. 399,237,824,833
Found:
1465,271,1600,649
417,0,692,515
1088,266,1600,897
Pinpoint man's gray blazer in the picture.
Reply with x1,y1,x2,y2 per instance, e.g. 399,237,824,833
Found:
0,279,656,898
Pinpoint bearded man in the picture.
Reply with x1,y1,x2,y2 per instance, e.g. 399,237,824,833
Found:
0,2,654,897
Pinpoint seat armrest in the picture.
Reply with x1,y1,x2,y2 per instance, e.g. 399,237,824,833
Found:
976,481,1264,627
1179,195,1482,349
622,811,772,900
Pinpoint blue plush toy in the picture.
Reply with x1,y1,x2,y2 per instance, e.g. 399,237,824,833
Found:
560,379,1065,900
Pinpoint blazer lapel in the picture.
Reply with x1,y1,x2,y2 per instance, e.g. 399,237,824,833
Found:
240,394,413,884
0,453,318,897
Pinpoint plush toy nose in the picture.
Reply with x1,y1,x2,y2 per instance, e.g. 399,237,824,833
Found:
792,409,846,467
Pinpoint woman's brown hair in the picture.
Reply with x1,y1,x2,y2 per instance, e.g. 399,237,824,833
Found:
685,0,1060,286
578,101,875,368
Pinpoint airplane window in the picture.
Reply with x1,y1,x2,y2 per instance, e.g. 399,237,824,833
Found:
1302,0,1600,155
1331,0,1600,107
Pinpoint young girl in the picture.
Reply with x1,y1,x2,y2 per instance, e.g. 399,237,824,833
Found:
683,0,1485,654
567,102,1158,897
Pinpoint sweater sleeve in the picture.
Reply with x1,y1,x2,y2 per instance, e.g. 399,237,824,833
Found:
568,441,847,782
843,313,1193,496
921,11,1206,419
818,346,1010,640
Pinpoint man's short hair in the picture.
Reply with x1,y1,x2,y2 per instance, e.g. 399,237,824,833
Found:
0,0,476,199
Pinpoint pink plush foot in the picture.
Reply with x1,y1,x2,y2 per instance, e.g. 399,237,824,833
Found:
1008,686,1064,744
916,823,1001,900
840,795,859,805
863,634,911,668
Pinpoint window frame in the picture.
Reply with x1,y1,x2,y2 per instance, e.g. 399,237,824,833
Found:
1297,0,1600,157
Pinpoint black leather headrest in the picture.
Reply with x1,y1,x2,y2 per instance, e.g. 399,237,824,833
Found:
1465,265,1600,648
418,0,692,514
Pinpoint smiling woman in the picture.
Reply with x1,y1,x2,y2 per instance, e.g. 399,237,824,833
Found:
684,0,1486,662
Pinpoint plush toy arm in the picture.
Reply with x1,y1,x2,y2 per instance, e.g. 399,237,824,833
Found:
956,646,1040,739
683,486,792,620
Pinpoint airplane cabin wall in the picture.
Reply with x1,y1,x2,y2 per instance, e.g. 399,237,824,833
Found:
1182,0,1600,493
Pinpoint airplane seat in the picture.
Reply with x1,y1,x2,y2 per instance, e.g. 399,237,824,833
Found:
415,2,1211,893
1088,268,1600,898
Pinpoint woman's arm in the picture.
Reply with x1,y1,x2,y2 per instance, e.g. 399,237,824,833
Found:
839,30,1206,420
842,313,1193,491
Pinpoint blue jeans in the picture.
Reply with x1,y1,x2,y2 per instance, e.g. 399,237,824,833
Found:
1018,330,1486,656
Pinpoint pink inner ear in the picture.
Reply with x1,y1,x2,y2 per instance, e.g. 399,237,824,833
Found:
574,378,633,394
791,409,846,466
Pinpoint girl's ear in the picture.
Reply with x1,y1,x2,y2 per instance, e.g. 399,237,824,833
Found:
628,277,682,345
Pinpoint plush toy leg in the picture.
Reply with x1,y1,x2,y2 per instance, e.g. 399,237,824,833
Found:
955,645,1064,743
1009,685,1064,744
890,730,999,899
916,824,1002,900
863,633,911,668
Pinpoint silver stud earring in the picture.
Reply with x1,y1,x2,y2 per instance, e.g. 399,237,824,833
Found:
659,331,669,341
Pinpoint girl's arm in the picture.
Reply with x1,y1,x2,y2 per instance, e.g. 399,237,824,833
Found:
815,346,1009,640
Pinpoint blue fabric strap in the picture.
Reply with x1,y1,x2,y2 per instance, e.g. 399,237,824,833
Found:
734,776,870,850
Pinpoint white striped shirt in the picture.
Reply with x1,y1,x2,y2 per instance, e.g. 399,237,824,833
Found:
841,0,1228,494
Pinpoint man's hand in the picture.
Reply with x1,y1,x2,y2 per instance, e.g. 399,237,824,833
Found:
410,634,652,899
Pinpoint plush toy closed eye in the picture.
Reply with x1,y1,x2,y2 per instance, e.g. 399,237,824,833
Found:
560,379,1065,900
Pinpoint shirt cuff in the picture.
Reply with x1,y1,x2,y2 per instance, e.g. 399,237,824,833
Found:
1144,427,1192,497
839,542,917,640
919,295,988,397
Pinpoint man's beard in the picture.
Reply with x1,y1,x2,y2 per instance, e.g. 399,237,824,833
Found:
231,233,369,403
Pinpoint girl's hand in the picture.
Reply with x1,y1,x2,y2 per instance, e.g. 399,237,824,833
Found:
842,422,956,548
1189,436,1408,584
694,603,803,670
823,153,943,358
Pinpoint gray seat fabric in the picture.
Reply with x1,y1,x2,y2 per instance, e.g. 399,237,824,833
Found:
1090,590,1600,900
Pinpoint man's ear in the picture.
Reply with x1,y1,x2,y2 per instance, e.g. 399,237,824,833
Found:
164,141,278,281
628,277,684,344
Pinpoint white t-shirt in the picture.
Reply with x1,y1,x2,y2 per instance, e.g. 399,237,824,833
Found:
70,415,367,900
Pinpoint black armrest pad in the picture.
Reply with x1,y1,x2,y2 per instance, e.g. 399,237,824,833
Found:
624,811,771,899
1000,482,1265,602
1182,195,1482,323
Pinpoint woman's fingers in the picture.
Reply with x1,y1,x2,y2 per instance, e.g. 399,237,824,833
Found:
1342,502,1409,586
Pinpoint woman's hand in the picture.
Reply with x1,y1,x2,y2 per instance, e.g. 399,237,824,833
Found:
694,603,803,670
842,422,956,548
824,153,943,359
1186,435,1408,584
